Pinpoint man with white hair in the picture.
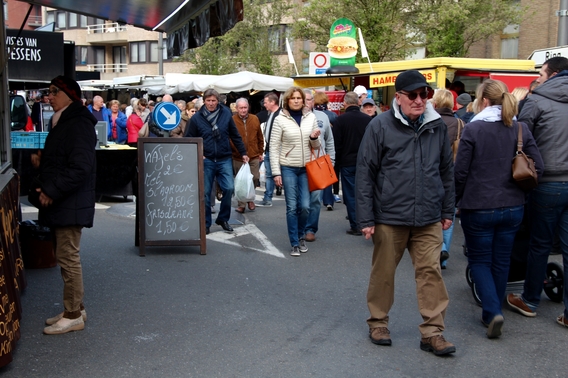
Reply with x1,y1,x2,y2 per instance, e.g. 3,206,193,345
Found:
231,98,264,213
125,97,138,117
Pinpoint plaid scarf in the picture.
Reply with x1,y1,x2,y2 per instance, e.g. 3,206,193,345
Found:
201,105,221,139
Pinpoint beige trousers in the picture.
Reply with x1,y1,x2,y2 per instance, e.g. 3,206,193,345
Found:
54,226,84,319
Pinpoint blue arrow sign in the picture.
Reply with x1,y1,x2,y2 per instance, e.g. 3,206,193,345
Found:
153,102,181,131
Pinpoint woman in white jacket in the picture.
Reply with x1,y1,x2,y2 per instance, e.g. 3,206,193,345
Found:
270,87,321,256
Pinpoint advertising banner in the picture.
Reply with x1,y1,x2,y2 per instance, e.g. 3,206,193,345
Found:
327,18,358,68
6,29,64,82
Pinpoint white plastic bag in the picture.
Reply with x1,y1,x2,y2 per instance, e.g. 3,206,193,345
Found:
234,163,256,202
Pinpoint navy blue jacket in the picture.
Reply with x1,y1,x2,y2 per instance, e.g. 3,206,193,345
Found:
184,105,247,160
39,102,97,228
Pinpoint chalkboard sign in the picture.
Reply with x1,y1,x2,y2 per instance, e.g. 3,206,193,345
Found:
137,138,205,256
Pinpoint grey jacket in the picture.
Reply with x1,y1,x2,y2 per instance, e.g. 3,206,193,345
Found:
518,71,568,182
313,109,335,165
356,101,455,229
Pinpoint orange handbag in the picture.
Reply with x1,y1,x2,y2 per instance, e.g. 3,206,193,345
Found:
305,149,338,192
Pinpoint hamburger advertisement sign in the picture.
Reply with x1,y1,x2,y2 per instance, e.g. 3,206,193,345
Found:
327,18,358,67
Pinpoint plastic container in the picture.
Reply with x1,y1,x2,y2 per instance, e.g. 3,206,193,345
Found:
11,132,39,149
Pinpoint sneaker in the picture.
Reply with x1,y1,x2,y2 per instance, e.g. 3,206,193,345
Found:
257,200,273,207
43,316,85,335
507,293,536,317
290,246,301,256
326,204,333,211
334,194,341,203
305,232,316,242
299,239,308,253
441,260,447,270
486,314,504,339
440,250,449,263
420,335,456,356
369,327,392,346
276,186,283,196
46,309,87,326
557,314,568,328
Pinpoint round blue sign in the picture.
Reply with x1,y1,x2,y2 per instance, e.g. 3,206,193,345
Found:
152,102,181,131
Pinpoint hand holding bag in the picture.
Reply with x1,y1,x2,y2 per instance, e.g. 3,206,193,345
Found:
512,122,538,191
305,148,338,192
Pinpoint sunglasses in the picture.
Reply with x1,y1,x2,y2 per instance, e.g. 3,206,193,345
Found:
48,87,60,96
398,91,428,101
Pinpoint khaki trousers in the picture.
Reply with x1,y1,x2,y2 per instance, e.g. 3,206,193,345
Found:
54,226,84,319
366,223,448,337
233,157,261,208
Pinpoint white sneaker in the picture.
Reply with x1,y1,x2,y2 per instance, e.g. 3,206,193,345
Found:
43,316,85,335
46,309,87,325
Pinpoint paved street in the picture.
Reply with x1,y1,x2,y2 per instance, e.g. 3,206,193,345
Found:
1,191,565,377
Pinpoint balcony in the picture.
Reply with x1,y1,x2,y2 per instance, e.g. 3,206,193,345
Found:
27,15,42,27
86,63,127,73
86,23,128,45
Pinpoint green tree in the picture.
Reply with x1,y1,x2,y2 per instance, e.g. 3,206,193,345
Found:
292,0,524,61
176,0,293,75
412,0,524,57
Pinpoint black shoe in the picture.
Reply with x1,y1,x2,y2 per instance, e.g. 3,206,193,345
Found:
206,227,210,235
215,219,233,232
346,229,362,236
440,250,449,263
276,186,282,196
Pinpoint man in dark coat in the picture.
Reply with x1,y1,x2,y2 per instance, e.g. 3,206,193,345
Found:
356,70,456,356
185,88,249,234
33,75,97,335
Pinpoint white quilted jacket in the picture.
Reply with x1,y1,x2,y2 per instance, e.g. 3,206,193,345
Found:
269,108,320,176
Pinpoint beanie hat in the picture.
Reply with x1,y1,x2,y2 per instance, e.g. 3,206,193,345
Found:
456,93,472,106
50,75,82,103
395,70,431,92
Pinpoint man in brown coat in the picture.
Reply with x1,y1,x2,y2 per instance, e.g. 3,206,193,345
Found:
231,98,264,213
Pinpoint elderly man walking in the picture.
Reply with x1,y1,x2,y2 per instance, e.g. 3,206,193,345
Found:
231,98,264,213
356,70,456,356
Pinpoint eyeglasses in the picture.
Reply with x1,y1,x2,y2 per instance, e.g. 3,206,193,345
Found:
398,91,428,101
48,87,60,96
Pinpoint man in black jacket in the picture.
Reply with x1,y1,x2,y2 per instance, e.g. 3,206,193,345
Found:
356,70,455,356
333,91,371,235
33,76,97,335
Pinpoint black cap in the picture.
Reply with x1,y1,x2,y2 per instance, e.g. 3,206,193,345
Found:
50,75,82,102
395,70,431,92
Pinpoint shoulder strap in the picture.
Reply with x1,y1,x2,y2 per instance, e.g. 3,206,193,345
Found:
456,118,464,140
517,121,523,152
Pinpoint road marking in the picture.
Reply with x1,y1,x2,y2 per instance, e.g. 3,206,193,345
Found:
207,222,285,258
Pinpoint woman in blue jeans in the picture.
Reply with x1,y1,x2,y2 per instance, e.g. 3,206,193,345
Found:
454,79,543,338
269,87,320,256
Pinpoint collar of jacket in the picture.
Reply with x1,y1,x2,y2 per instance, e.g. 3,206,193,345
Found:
392,99,441,130
281,107,311,119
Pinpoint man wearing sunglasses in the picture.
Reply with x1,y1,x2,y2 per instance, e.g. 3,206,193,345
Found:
356,70,455,356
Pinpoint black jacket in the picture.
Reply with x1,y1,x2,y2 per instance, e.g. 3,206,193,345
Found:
38,102,97,228
332,106,372,168
356,102,455,229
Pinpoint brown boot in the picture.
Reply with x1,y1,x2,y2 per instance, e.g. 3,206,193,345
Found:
420,335,456,356
369,327,391,346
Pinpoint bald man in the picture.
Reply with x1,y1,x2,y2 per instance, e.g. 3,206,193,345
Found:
87,95,112,141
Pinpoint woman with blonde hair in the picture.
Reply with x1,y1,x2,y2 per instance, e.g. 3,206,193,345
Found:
454,79,543,338
270,86,321,256
511,87,529,102
109,99,127,143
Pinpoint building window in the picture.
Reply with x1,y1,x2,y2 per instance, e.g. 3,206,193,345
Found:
130,42,147,63
46,11,54,25
56,12,66,29
93,46,105,66
79,15,87,28
113,46,126,72
500,23,519,59
268,25,290,54
69,13,77,28
150,42,159,62
76,46,88,65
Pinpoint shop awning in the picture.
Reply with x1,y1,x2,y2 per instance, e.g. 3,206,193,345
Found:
16,0,243,55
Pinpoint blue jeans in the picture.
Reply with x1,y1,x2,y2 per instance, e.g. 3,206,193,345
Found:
306,190,322,235
461,205,524,324
203,158,234,228
523,182,568,318
341,166,357,230
281,166,310,247
263,152,274,202
322,184,334,206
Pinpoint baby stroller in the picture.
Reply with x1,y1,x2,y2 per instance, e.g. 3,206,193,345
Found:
463,212,564,306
